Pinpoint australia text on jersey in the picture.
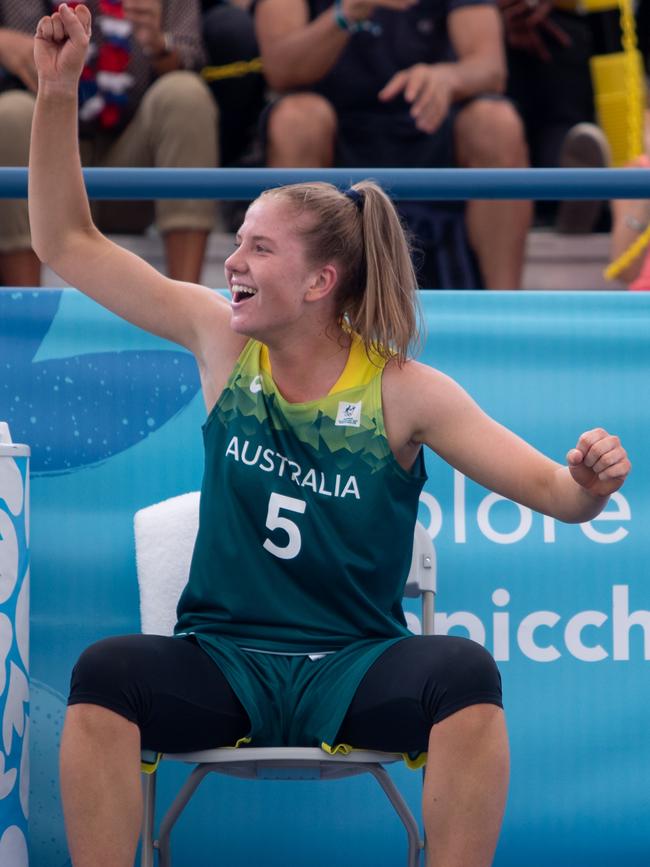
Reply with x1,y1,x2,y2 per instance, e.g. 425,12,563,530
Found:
225,435,361,499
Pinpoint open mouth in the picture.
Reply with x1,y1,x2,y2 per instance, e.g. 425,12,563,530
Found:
231,284,257,304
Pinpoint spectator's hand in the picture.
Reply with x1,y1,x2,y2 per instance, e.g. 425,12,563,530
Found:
567,429,631,498
122,0,165,58
34,3,91,90
378,64,454,134
0,29,39,93
498,0,570,63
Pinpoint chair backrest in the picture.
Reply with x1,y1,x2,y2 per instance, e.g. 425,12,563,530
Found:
405,521,436,596
134,492,436,636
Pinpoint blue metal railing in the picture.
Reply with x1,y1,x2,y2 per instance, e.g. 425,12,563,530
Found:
2,167,650,199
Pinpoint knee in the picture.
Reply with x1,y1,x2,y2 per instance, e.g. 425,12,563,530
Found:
466,639,502,697
0,91,35,163
267,93,337,150
144,70,218,129
456,99,529,168
70,636,139,701
64,700,135,740
446,637,503,703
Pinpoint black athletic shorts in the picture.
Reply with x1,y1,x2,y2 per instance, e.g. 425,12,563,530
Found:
68,633,503,755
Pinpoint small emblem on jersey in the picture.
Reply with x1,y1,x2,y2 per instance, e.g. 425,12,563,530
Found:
335,401,362,427
249,375,263,394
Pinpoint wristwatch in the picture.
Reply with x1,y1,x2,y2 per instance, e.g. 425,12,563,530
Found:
152,32,174,59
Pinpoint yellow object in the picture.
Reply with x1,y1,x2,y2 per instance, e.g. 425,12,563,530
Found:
321,740,428,771
590,50,645,166
141,752,161,775
599,0,649,280
140,733,253,775
575,0,619,11
553,0,620,12
201,57,263,82
604,223,650,281
589,0,645,167
555,0,645,166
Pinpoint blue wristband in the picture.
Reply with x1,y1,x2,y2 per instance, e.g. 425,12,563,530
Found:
333,0,381,36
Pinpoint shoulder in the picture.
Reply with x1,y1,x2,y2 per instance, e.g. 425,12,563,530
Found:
383,357,457,395
382,357,466,443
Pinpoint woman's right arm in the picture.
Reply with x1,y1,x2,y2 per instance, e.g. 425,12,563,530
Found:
28,4,233,361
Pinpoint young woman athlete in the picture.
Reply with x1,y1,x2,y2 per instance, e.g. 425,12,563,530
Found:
29,6,631,867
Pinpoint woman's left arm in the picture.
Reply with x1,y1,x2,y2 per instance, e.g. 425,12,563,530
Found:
392,362,631,523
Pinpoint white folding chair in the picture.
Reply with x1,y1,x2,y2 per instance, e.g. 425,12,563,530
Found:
134,492,436,867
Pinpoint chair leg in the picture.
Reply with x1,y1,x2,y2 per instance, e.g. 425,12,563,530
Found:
156,765,215,867
140,771,157,867
367,766,424,867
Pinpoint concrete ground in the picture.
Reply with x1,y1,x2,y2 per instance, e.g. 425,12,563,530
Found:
42,227,625,292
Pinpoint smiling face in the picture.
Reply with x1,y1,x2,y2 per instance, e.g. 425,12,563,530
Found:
224,196,339,342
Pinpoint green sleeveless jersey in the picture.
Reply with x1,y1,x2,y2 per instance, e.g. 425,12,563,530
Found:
175,335,427,653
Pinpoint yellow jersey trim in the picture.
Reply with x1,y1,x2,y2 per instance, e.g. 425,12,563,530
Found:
259,333,385,395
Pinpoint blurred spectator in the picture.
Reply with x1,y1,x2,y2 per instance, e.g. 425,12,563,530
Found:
501,0,647,235
499,0,594,168
255,0,532,290
628,244,650,290
612,152,650,292
498,0,608,232
201,0,265,168
201,0,266,230
0,0,217,287
609,113,650,286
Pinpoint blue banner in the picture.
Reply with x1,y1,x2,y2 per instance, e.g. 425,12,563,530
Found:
2,288,648,866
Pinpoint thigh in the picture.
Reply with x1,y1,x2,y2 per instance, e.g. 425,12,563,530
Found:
68,634,251,752
336,635,503,754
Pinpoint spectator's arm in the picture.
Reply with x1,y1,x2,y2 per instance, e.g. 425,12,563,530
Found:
378,4,506,134
255,0,350,91
0,28,38,91
446,4,506,99
257,0,416,90
122,0,206,73
162,0,206,70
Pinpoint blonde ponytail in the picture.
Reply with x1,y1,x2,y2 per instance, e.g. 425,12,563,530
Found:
261,180,421,365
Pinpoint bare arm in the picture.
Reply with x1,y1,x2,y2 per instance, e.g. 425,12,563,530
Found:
28,4,236,369
384,361,631,523
256,0,415,91
0,28,39,91
122,0,206,73
378,4,506,133
445,4,506,98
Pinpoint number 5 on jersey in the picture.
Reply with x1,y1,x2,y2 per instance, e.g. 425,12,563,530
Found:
263,492,306,560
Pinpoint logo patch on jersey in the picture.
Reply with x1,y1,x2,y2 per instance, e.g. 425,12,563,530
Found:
335,401,362,427
249,375,263,394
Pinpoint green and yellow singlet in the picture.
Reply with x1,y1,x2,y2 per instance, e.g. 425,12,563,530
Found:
174,334,427,749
